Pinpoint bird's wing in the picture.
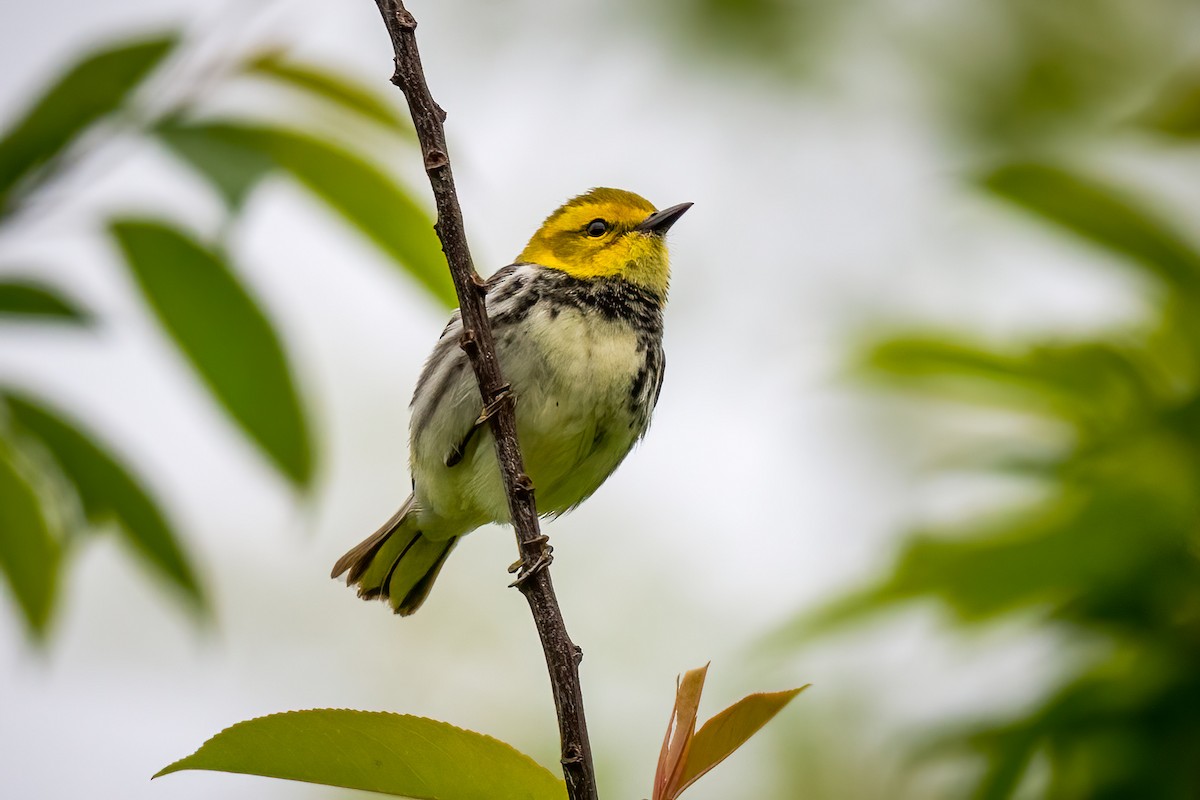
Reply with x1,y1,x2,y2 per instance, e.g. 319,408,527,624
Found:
409,264,538,470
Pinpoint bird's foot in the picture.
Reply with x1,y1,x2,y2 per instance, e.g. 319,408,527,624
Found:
508,535,554,587
444,385,515,467
475,384,513,427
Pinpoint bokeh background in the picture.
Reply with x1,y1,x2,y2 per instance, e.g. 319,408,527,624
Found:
3,0,1200,798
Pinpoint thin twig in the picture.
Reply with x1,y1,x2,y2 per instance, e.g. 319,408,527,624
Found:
369,3,598,798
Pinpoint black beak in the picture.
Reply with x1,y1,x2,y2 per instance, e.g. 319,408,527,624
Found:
636,202,693,235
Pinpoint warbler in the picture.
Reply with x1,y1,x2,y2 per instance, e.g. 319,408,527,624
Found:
332,188,691,614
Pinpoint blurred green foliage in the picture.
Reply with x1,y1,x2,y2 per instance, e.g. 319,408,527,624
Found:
642,0,1199,148
0,27,451,639
638,0,855,80
0,432,62,633
111,220,314,486
0,279,90,322
694,0,1200,795
5,391,205,611
905,0,1198,149
0,37,176,212
791,102,1200,800
156,119,454,305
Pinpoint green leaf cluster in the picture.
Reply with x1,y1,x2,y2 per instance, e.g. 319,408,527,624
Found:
0,31,450,639
794,155,1200,795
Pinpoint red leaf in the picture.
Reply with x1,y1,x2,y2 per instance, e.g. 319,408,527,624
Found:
652,664,708,800
676,686,809,796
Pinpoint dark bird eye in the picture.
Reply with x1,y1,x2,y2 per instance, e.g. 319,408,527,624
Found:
586,219,609,237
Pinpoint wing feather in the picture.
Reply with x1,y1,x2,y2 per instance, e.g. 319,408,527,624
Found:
408,264,539,471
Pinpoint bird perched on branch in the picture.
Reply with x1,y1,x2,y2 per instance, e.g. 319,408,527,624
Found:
332,188,691,614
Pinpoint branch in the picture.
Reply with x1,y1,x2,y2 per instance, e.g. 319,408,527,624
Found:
369,3,598,798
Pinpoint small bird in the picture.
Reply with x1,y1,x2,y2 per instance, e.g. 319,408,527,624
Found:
332,188,691,614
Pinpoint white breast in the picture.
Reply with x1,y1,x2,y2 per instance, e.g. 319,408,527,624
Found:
528,305,643,401
506,305,645,511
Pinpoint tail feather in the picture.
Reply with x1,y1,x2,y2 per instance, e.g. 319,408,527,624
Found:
330,499,412,583
381,534,458,615
332,496,458,616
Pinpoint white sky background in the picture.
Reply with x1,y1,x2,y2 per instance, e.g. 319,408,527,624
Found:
0,0,1159,798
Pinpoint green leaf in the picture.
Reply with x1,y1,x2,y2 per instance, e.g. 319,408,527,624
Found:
157,121,454,307
2,391,203,607
155,121,274,209
109,220,314,487
244,51,415,135
0,279,90,323
676,686,809,795
155,709,568,800
0,36,176,212
981,162,1200,295
0,435,62,638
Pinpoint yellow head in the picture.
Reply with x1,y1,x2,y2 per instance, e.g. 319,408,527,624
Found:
518,188,692,298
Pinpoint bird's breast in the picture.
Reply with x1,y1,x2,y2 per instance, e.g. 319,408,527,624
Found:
520,303,648,423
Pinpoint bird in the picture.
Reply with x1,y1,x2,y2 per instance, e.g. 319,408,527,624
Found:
332,188,691,614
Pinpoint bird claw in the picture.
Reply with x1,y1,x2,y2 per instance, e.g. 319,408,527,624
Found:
508,535,553,586
475,385,513,427
445,386,515,467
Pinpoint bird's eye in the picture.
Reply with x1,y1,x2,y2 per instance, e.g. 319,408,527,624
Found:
585,219,609,237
